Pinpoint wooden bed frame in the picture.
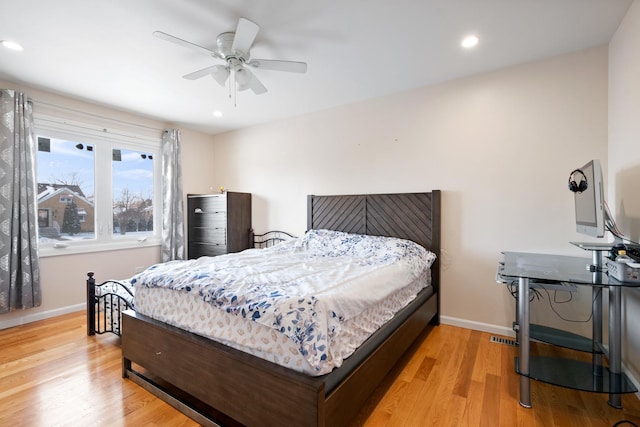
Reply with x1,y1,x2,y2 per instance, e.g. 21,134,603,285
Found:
121,191,441,427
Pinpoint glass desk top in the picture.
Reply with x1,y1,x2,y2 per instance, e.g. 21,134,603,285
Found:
498,251,637,287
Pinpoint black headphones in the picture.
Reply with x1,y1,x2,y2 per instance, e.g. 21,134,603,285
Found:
568,169,588,193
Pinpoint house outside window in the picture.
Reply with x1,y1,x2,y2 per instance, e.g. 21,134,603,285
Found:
37,183,95,238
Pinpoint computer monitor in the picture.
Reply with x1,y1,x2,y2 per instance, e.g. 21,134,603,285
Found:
572,159,605,238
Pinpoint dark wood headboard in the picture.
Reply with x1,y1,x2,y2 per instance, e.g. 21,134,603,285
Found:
307,191,440,251
307,191,441,319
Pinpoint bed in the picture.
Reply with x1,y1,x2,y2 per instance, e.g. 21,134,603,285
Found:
121,191,441,427
86,230,296,337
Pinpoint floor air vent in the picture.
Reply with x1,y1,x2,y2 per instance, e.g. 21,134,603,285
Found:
490,336,517,346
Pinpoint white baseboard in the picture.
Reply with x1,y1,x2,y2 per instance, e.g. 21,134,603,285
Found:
440,315,515,337
0,303,84,331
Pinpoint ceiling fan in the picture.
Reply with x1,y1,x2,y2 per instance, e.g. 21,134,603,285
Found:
153,17,307,98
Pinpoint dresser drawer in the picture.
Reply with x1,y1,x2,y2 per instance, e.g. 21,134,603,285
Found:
191,227,226,243
189,242,228,258
189,196,226,214
189,212,226,229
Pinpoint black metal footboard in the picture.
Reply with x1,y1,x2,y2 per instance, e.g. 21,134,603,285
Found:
86,272,134,336
251,230,296,248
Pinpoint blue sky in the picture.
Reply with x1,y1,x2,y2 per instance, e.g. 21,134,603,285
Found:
37,138,154,202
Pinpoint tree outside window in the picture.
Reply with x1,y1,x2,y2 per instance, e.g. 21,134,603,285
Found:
61,199,81,235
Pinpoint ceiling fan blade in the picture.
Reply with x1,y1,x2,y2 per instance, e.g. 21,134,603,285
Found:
236,67,267,95
248,75,267,95
248,59,307,73
232,18,259,55
153,31,222,59
182,65,221,80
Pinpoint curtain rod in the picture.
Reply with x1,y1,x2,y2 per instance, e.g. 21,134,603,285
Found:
32,99,165,133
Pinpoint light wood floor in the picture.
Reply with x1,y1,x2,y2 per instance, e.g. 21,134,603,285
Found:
1,312,640,426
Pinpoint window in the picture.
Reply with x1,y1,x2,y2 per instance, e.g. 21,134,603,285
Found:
38,209,50,228
112,148,155,238
37,138,96,242
34,115,162,256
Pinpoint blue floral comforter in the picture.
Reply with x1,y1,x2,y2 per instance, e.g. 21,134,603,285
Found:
131,229,436,372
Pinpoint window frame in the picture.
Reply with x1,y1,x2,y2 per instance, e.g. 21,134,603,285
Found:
34,113,163,257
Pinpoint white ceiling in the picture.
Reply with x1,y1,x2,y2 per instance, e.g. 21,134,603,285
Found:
0,0,633,135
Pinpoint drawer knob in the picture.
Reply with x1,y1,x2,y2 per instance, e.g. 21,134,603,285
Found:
155,351,162,356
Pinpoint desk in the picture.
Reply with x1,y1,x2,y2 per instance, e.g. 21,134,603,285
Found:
496,251,638,408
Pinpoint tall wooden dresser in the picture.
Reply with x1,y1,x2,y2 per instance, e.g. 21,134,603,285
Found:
187,192,252,259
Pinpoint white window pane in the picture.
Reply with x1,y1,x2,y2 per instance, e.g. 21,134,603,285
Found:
112,148,154,238
37,138,95,242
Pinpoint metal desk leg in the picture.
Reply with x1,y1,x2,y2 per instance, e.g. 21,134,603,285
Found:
592,251,603,372
609,285,622,408
592,286,602,371
518,277,531,408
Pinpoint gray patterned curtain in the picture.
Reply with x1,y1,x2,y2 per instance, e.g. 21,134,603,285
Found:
161,129,185,262
0,89,41,313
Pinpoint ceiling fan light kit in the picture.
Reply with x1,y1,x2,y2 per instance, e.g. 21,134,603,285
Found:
154,17,307,105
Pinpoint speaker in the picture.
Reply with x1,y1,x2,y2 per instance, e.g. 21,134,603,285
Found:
568,169,588,193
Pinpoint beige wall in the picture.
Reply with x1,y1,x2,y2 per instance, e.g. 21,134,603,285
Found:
211,46,609,336
609,0,640,387
0,81,216,329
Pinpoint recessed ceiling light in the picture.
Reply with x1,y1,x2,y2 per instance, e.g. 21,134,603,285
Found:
461,35,479,49
1,40,24,51
213,111,223,118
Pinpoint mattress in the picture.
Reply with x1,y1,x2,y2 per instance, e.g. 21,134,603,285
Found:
132,229,436,376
